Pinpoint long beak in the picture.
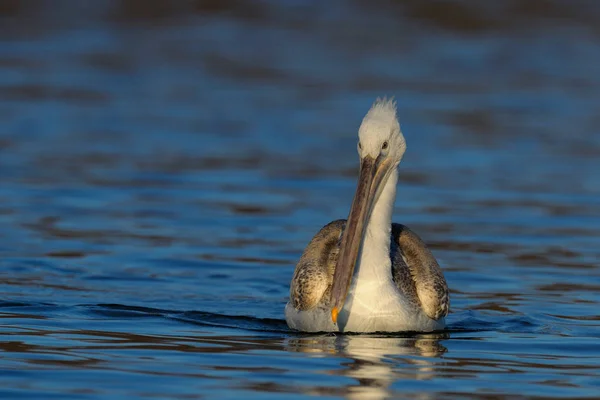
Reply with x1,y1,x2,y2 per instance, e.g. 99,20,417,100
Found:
330,154,389,323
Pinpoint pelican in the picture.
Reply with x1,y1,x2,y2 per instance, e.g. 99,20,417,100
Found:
285,98,449,333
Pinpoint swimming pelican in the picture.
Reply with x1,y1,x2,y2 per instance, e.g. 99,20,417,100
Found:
285,98,449,333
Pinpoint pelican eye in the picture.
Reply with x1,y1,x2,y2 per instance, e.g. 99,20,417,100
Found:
358,141,362,150
382,141,388,150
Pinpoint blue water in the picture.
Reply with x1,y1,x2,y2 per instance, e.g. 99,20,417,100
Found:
1,1,599,398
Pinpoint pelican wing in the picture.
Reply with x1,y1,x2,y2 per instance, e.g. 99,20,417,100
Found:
289,219,345,311
390,224,449,320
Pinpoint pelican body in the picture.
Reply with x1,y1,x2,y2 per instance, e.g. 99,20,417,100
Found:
285,98,449,333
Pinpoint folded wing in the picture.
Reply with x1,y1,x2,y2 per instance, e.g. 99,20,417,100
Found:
289,220,345,311
391,224,449,320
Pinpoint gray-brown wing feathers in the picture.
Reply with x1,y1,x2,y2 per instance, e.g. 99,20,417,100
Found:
289,220,344,310
289,220,449,320
391,223,449,320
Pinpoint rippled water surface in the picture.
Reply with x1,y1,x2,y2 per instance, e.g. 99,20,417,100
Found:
1,1,599,398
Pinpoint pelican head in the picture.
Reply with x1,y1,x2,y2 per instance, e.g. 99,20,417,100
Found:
357,98,406,164
330,98,406,323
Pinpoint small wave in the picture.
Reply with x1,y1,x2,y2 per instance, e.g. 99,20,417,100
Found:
0,302,551,337
87,304,512,336
88,303,290,333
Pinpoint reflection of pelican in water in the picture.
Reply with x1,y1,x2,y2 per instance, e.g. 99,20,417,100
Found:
285,98,449,333
286,333,448,400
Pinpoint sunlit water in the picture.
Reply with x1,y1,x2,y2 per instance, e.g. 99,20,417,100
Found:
1,1,599,398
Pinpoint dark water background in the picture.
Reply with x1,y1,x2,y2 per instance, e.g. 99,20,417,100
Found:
1,0,599,398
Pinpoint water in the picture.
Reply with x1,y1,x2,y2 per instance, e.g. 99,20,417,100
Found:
1,1,599,398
